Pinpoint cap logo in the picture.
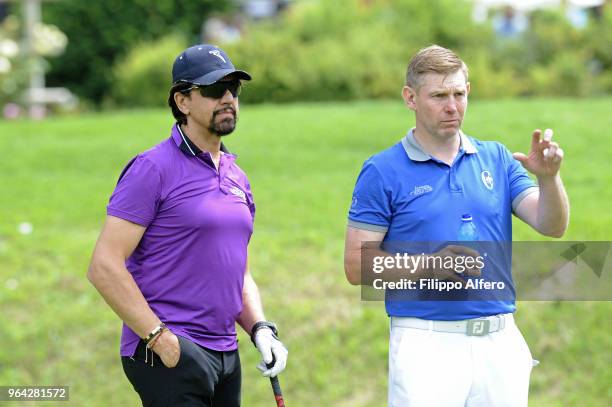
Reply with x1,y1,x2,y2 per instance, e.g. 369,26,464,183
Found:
209,49,226,63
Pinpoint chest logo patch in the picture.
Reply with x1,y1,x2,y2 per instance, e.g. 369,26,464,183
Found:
229,186,246,202
481,170,494,190
410,185,433,196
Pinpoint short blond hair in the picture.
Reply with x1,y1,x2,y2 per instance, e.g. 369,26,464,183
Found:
405,45,468,89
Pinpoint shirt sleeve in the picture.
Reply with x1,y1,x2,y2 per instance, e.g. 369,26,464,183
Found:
107,155,162,227
503,146,538,212
347,159,391,233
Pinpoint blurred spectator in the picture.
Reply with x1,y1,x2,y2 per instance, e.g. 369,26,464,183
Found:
566,3,589,28
242,0,290,20
0,4,9,23
563,0,607,28
202,1,293,45
588,1,607,20
202,13,242,44
493,6,528,38
277,0,291,13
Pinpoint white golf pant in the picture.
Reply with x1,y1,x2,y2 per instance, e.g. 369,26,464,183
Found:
388,314,534,407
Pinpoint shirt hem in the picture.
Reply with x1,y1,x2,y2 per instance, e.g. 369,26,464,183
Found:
107,207,153,227
347,219,389,233
511,186,539,213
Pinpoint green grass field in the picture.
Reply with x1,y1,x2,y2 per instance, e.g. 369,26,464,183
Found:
0,98,610,406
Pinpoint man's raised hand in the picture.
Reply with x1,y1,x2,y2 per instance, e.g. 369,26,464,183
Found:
513,128,564,178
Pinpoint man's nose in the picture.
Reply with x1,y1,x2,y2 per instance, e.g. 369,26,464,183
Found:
220,89,236,103
444,97,458,113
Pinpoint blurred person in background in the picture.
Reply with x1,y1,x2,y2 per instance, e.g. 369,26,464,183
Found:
493,6,528,38
344,45,569,406
88,44,287,407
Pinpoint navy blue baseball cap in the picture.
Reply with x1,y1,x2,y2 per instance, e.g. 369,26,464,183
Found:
172,44,252,85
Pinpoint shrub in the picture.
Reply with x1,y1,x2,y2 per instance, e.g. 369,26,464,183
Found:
0,16,27,107
0,15,67,109
224,0,490,104
111,34,186,107
528,51,594,97
56,0,611,105
586,7,612,93
465,50,525,99
44,0,230,104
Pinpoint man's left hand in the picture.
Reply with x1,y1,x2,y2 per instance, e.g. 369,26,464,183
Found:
513,128,564,178
254,328,288,377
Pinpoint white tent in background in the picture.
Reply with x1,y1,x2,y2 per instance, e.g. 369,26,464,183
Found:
471,0,606,22
472,0,604,11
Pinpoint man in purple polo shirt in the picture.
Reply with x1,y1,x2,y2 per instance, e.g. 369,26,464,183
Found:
88,44,287,406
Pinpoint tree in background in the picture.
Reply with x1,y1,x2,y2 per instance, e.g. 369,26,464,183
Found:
40,0,612,106
223,0,493,103
43,0,233,105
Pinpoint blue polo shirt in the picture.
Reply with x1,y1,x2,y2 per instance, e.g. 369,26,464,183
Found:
348,129,538,320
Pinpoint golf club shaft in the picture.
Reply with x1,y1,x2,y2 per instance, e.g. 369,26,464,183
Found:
266,361,286,407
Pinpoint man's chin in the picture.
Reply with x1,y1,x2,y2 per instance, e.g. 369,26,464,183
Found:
438,124,460,137
213,118,236,136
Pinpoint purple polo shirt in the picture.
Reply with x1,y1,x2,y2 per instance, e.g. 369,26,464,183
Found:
107,124,255,357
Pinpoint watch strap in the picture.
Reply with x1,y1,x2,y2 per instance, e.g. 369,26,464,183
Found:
250,321,278,346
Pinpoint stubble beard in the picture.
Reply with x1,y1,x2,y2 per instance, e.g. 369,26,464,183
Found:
209,108,238,136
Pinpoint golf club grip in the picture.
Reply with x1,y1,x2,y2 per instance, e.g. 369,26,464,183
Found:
266,361,286,407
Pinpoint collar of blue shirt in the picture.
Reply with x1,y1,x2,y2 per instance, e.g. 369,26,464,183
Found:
401,128,478,162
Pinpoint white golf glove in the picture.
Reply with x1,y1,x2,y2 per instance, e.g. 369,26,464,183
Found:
254,327,288,377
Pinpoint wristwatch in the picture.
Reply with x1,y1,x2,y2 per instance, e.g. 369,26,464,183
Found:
250,321,278,345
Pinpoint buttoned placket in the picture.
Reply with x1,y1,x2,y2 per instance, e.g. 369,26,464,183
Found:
414,146,467,195
448,147,466,194
197,151,221,190
196,151,236,195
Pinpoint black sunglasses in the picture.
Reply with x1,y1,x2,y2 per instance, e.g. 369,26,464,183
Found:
180,80,242,99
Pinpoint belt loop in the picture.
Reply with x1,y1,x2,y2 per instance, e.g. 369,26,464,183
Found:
495,314,504,332
428,320,434,332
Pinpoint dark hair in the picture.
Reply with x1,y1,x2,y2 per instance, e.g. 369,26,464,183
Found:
168,82,193,125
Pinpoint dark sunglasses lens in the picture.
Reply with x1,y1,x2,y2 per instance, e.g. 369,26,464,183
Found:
199,81,241,99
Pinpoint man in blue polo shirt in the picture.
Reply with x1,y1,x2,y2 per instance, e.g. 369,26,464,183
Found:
88,44,287,406
344,45,569,406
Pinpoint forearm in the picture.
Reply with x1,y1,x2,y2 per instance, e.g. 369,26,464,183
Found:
88,259,160,338
345,246,430,285
536,174,569,237
237,271,266,334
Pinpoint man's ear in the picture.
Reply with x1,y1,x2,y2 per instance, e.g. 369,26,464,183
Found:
174,91,190,115
466,81,471,96
402,85,417,111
